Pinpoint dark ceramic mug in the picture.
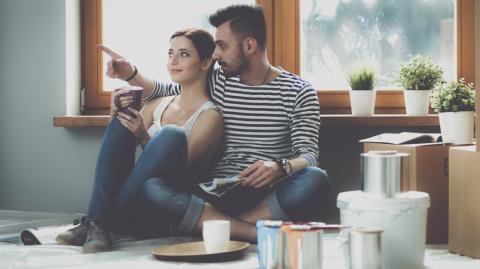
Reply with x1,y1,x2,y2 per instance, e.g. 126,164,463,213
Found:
114,85,143,116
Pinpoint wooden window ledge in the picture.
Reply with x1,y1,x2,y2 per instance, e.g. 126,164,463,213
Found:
53,114,439,128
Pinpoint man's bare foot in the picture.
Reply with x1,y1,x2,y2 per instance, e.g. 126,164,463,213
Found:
195,203,257,242
237,199,273,224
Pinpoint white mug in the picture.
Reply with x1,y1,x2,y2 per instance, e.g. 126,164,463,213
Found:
202,220,230,253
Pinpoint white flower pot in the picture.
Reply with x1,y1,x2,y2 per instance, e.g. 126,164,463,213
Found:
349,90,376,116
403,90,430,115
438,111,475,144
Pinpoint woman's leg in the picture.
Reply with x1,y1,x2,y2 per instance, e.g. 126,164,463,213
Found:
86,118,137,223
83,124,189,252
114,125,189,211
109,190,173,238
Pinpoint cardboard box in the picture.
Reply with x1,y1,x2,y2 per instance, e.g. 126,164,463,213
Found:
449,145,480,258
362,138,453,244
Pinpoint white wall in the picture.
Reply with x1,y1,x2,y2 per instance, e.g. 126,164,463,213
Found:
0,0,103,213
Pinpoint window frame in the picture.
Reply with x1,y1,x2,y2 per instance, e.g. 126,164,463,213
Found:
274,0,475,114
81,0,475,115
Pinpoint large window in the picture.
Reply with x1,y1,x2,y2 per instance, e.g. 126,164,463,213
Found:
82,0,256,114
300,0,456,90
82,0,474,115
101,0,254,92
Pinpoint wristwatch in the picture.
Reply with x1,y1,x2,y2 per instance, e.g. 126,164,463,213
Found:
274,158,292,177
282,159,292,176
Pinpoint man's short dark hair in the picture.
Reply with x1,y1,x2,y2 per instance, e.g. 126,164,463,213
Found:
209,5,267,51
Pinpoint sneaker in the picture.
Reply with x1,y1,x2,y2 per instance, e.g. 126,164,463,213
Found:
83,220,111,253
55,217,88,246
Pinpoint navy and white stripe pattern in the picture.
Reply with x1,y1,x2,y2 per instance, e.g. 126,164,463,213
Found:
145,68,321,178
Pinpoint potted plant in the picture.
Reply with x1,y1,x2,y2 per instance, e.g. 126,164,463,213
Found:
394,55,444,115
431,78,476,144
347,64,378,116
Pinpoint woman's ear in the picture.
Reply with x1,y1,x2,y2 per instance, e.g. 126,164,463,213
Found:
201,58,213,71
243,37,257,55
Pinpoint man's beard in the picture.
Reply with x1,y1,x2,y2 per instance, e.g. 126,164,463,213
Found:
221,49,249,78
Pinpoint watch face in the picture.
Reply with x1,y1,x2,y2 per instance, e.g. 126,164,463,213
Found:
283,159,292,174
286,162,292,174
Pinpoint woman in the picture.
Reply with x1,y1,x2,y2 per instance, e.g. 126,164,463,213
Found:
56,28,223,253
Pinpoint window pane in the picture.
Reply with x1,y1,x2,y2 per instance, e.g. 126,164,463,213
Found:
102,0,254,91
300,0,456,90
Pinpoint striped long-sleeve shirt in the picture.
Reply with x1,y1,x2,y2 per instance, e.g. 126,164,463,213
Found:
144,68,321,178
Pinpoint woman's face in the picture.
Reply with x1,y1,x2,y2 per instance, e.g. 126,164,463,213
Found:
167,36,206,85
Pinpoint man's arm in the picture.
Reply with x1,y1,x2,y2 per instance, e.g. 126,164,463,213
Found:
289,83,321,168
239,83,320,189
98,45,181,101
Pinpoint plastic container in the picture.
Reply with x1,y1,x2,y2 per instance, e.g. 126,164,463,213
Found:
337,191,430,269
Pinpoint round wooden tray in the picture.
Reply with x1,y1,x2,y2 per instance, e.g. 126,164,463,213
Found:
152,240,250,262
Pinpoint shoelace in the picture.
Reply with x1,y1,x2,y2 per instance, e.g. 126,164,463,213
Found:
87,221,105,240
73,216,86,226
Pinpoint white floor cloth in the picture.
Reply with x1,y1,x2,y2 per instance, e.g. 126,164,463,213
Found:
1,210,479,269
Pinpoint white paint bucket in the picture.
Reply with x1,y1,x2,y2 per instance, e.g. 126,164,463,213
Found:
337,191,430,269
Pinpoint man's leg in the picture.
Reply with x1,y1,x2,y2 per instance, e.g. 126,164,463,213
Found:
237,199,272,224
142,178,257,242
239,167,330,223
196,203,257,242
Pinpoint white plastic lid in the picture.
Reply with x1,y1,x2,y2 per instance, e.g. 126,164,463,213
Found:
337,191,430,210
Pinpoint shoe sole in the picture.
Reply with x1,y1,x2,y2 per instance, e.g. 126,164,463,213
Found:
83,245,111,254
55,235,85,246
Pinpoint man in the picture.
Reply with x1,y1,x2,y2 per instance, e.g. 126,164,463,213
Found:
100,5,329,242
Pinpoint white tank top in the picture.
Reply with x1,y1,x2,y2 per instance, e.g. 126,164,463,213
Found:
147,95,219,138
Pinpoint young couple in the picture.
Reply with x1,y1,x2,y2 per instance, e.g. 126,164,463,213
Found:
57,4,330,253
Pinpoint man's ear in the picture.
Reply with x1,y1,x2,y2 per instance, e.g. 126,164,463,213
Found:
243,37,257,55
201,58,213,71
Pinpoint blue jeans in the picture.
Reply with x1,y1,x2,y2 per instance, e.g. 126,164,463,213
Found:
86,118,201,236
191,167,330,221
87,118,330,237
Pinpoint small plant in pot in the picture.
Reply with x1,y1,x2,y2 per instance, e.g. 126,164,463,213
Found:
431,78,476,144
347,64,378,116
394,55,444,115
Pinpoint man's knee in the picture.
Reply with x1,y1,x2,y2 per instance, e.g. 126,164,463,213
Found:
275,167,330,220
303,167,330,199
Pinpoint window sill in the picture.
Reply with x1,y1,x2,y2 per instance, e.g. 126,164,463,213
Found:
320,114,439,126
53,114,439,128
53,116,110,127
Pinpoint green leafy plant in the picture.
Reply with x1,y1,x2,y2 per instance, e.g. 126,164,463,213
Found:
393,55,444,91
431,78,475,112
347,64,378,91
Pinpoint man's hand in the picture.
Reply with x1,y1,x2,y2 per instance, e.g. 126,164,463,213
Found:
240,160,283,188
116,108,149,144
98,44,135,80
